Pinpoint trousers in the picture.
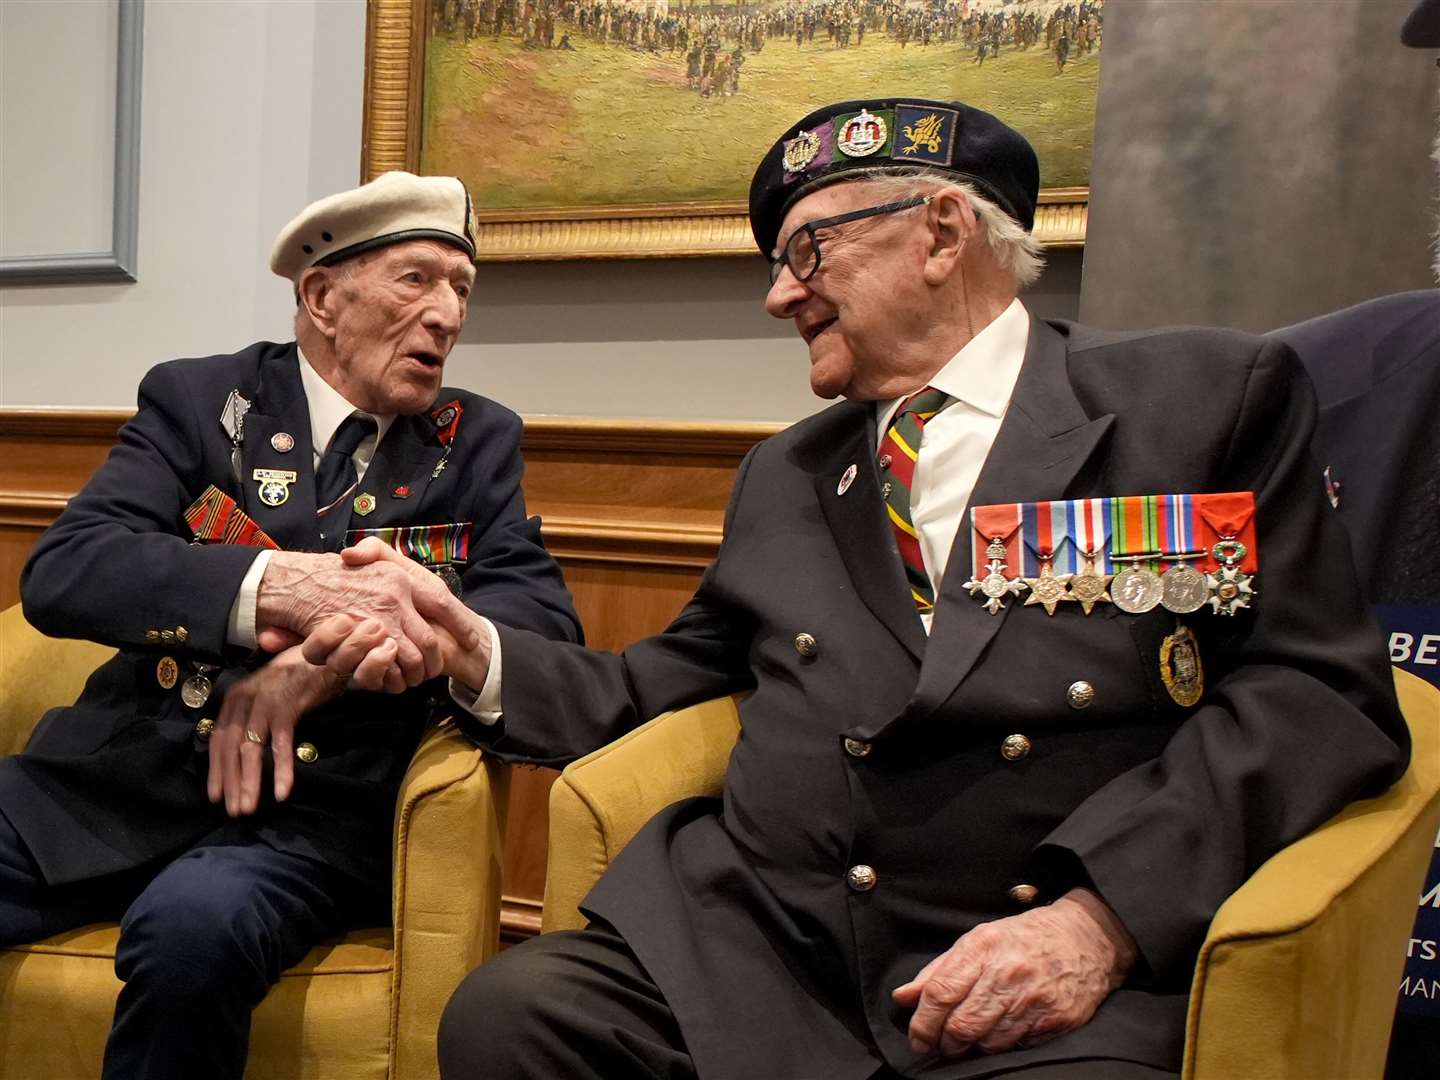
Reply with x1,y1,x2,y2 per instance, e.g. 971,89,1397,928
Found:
438,921,1181,1080
0,807,378,1080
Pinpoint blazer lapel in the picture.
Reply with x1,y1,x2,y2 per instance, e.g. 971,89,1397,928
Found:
812,404,927,663
236,347,323,551
907,316,1116,723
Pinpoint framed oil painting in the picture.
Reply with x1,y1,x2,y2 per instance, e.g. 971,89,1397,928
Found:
362,0,1101,260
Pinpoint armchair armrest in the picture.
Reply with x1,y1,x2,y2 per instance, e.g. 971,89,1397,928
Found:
1183,669,1440,1080
389,719,509,1080
0,603,115,756
542,696,741,933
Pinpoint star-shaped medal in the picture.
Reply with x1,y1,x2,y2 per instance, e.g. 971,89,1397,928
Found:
1068,552,1113,615
1022,562,1074,616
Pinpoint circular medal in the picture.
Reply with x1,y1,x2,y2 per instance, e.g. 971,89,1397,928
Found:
258,480,289,507
837,108,887,157
434,563,463,596
980,571,1012,599
1112,567,1163,614
270,432,295,453
1160,564,1208,614
181,675,213,710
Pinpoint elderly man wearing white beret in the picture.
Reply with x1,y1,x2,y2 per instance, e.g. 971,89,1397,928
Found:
0,173,581,1079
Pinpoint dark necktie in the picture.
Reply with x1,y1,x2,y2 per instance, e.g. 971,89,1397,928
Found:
879,387,956,613
315,413,376,550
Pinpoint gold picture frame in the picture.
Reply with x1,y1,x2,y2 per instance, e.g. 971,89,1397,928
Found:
362,0,1092,262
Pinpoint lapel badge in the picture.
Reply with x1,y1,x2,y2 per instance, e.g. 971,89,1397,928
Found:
431,399,464,447
392,484,413,500
156,656,179,690
1322,465,1341,509
837,463,858,496
253,468,297,507
353,493,377,517
270,432,295,453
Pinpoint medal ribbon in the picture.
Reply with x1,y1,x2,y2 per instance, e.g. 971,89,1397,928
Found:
1018,500,1079,576
185,485,279,549
345,522,473,564
1157,493,1194,557
1110,495,1160,569
1067,497,1112,572
1193,491,1258,571
970,502,1024,577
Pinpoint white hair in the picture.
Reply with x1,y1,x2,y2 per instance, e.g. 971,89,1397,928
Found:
850,167,1047,287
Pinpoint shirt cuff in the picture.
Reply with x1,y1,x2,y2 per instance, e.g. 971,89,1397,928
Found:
225,549,273,649
448,617,502,723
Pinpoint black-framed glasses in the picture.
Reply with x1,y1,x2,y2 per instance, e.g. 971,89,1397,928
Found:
768,195,932,286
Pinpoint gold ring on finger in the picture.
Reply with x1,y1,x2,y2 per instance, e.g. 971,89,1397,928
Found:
244,729,267,746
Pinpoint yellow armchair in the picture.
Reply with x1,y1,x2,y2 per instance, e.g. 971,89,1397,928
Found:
0,602,509,1080
543,672,1440,1080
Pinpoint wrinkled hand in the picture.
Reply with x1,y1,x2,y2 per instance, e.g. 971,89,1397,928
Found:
206,646,344,817
254,543,480,688
891,888,1137,1059
297,539,491,692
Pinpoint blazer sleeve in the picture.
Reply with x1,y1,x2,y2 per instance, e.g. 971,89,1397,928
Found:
20,359,260,657
452,405,582,645
470,447,763,768
1035,337,1410,985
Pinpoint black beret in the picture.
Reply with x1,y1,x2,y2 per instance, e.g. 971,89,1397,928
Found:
1403,0,1440,46
747,97,1040,257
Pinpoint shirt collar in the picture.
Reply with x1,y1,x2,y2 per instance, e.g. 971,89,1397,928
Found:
876,297,1030,430
296,346,396,455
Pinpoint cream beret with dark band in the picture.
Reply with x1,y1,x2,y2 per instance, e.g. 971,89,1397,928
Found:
270,171,478,283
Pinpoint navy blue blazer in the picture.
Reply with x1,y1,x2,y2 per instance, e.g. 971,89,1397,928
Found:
7,341,580,887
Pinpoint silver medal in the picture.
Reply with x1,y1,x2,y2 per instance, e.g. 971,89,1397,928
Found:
181,675,213,709
1112,566,1163,614
1160,564,1208,614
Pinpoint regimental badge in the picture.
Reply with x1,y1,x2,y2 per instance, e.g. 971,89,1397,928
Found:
1022,556,1073,616
894,105,958,165
253,468,297,508
837,108,889,158
782,129,822,174
1160,625,1204,707
353,493,377,517
156,657,179,690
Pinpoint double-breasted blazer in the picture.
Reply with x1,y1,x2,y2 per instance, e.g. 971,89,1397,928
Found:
5,341,580,889
480,316,1408,1079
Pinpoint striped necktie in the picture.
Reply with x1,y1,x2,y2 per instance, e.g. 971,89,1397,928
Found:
880,386,956,613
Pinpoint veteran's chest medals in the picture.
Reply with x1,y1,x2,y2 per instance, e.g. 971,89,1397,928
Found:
253,468,298,507
1021,553,1073,615
1111,554,1163,614
220,389,252,484
964,536,1028,615
1069,549,1113,615
1159,552,1209,614
1206,537,1256,616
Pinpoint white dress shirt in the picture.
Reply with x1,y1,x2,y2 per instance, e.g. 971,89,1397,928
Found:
874,297,1029,634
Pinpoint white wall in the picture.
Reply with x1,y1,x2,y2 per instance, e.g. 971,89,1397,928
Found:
0,0,1081,423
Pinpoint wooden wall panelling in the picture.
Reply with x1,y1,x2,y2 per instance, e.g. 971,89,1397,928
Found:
0,409,778,943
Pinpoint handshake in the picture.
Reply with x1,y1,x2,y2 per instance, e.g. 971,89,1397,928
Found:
257,536,492,693
207,538,491,819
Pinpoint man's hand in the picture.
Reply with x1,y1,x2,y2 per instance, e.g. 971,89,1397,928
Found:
891,888,1137,1059
254,545,481,687
295,539,493,693
206,646,344,817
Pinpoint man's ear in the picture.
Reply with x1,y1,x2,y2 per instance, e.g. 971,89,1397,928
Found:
297,267,339,340
922,189,973,286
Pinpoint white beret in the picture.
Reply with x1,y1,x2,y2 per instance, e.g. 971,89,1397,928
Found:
269,171,477,282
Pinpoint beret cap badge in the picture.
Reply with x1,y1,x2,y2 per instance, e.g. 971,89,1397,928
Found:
782,130,822,174
836,108,888,158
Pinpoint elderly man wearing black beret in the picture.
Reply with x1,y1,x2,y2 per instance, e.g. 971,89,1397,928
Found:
0,172,581,1079
314,100,1408,1079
